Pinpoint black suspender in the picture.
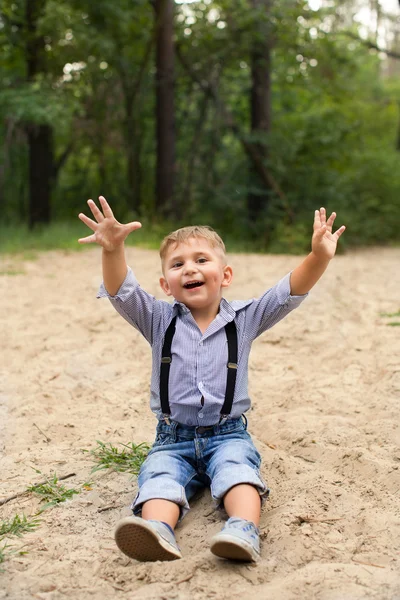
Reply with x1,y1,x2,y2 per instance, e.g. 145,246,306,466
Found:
160,316,177,416
160,316,238,420
220,320,238,418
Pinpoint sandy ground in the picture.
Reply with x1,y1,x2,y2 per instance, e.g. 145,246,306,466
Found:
0,246,399,600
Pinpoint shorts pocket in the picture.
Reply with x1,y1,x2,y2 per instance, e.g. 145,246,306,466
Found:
153,432,174,447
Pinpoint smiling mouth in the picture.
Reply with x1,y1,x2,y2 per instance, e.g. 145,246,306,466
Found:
183,281,204,289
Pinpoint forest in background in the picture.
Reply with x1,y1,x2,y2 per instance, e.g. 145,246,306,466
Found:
1,0,400,253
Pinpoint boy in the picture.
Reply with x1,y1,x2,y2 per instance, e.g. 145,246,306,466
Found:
78,196,345,563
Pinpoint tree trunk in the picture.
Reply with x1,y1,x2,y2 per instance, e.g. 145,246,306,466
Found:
26,0,54,227
154,0,176,218
28,124,53,228
247,0,272,222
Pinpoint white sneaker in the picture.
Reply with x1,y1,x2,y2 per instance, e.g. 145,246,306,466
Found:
114,516,182,562
210,517,260,562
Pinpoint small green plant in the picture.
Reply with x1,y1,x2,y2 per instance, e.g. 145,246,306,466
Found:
27,472,80,511
0,514,40,538
0,269,25,276
85,441,150,474
0,544,29,568
380,310,400,327
0,514,40,568
0,542,9,565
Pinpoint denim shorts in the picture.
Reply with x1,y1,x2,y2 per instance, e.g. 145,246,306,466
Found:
131,416,269,520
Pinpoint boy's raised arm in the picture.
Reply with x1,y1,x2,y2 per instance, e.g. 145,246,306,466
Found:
289,208,345,296
78,196,142,296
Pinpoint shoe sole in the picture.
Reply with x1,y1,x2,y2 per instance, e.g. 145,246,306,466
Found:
210,534,259,562
114,517,182,562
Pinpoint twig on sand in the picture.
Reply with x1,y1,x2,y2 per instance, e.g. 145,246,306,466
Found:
295,515,342,525
97,504,122,513
33,422,51,443
352,558,385,569
176,573,195,585
0,473,76,506
294,455,316,463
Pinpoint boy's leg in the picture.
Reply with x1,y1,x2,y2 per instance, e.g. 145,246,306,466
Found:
114,513,182,562
223,483,261,526
115,437,198,562
142,498,180,529
205,428,267,562
114,495,182,562
210,482,263,563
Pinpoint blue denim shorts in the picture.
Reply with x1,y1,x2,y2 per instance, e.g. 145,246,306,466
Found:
131,417,269,520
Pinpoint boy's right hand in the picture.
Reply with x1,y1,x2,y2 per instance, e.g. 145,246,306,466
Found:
78,196,142,252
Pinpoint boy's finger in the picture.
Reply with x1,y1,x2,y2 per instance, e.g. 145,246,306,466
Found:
98,196,114,219
320,207,326,226
313,209,321,230
78,234,96,244
326,212,336,231
334,225,346,239
126,221,142,233
79,213,97,232
87,199,104,222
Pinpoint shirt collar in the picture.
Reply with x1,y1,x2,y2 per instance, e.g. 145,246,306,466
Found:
171,296,236,321
172,299,190,315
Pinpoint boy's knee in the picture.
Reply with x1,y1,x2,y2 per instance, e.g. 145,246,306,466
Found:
210,464,268,505
132,476,190,520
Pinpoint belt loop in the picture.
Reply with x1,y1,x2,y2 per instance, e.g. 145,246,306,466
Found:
170,420,178,442
242,414,248,430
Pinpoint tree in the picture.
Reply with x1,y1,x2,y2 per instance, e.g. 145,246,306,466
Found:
25,0,54,228
248,0,272,222
154,0,176,218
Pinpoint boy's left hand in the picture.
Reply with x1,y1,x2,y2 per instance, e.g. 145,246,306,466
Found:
312,208,346,261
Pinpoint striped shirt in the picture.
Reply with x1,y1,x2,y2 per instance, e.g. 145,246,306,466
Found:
98,268,307,426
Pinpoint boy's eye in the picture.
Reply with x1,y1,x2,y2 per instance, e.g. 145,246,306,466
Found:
197,258,207,264
172,262,183,268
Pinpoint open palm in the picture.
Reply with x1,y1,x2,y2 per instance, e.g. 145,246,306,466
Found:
312,207,346,260
78,196,142,252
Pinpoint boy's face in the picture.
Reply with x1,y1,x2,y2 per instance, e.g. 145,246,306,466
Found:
159,237,233,313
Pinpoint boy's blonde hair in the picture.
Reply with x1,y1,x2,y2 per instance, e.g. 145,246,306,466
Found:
159,226,226,262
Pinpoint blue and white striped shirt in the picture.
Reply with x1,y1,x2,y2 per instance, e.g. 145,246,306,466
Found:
98,268,307,426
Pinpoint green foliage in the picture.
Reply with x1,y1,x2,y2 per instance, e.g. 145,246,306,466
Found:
0,514,40,567
380,310,400,327
1,0,399,250
85,440,150,474
27,472,80,511
0,514,41,538
0,222,88,253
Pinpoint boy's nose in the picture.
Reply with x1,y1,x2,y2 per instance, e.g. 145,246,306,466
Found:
183,261,198,274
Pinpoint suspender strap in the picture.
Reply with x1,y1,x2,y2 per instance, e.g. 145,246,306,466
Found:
160,316,177,416
220,320,238,417
159,317,238,419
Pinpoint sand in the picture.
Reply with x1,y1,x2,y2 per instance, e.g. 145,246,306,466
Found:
0,246,399,600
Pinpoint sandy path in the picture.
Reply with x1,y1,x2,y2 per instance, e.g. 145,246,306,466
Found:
0,247,399,600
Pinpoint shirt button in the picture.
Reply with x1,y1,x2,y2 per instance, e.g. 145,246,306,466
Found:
198,413,204,419
199,341,203,346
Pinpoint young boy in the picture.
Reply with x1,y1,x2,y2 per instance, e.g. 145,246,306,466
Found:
79,196,345,563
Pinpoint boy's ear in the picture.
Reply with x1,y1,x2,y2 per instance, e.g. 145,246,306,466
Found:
160,276,172,296
221,265,233,288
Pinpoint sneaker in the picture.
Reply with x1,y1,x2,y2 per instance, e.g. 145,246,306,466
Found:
114,516,182,562
210,517,260,562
